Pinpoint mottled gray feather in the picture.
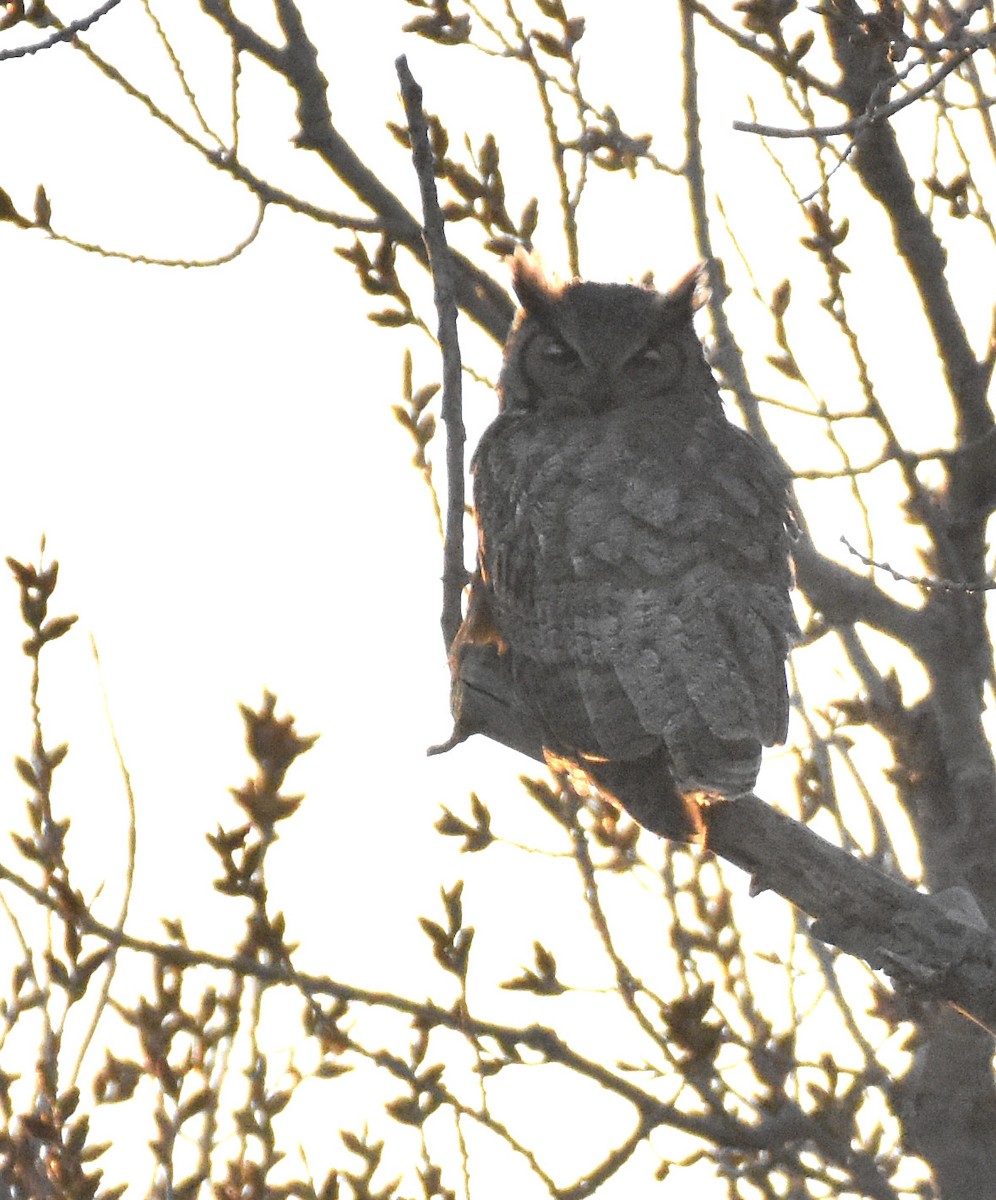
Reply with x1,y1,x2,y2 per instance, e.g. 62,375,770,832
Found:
454,262,796,840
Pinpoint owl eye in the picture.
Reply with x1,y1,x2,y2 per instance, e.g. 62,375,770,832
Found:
540,338,581,366
625,339,683,383
628,346,665,368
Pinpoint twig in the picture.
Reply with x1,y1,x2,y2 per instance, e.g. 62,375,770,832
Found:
49,197,266,268
840,535,996,593
0,0,121,61
69,636,138,1089
686,0,836,98
734,37,983,140
502,7,580,276
0,850,793,1154
679,0,765,448
141,0,225,147
396,55,467,652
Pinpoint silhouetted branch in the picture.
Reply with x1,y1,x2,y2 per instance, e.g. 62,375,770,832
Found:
688,1,835,96
733,37,984,139
841,535,996,594
447,641,996,1034
0,0,121,61
48,197,266,267
680,3,766,448
200,0,515,341
0,850,844,1161
825,13,994,475
396,56,466,651
791,535,925,644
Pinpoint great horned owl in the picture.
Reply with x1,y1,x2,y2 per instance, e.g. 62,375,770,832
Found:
451,255,796,841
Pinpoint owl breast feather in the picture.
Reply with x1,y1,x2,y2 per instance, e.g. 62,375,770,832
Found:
471,401,796,799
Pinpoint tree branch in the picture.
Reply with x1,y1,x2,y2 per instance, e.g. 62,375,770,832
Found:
0,851,835,1163
199,0,515,341
791,534,925,644
396,56,466,652
198,0,283,70
822,6,995,529
0,0,122,61
687,0,837,99
445,641,996,1035
733,36,983,139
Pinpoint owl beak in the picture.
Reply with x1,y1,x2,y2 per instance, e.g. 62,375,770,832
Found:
581,371,616,414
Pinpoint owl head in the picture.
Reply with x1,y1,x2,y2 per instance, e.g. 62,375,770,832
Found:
497,254,716,417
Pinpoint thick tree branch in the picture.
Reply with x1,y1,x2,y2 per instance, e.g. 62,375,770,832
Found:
447,642,996,1034
824,5,995,532
199,0,515,342
791,534,925,644
680,5,928,655
198,0,283,67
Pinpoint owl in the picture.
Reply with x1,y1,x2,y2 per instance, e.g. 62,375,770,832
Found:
451,255,796,841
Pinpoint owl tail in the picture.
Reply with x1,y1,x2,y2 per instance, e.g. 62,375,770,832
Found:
581,750,707,844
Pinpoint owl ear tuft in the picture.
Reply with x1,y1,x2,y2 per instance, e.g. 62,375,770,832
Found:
510,249,563,318
666,262,709,314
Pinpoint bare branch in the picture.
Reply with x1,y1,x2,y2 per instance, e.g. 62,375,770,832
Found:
687,0,837,99
445,641,996,1035
198,0,283,69
791,535,925,644
397,56,467,652
841,535,996,594
679,2,765,446
734,37,983,139
68,635,137,1090
825,12,994,470
199,0,515,340
47,197,266,267
0,849,824,1159
0,0,121,61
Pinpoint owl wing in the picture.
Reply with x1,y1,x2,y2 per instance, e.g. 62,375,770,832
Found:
466,404,796,801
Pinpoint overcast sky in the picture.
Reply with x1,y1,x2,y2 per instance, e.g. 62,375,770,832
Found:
0,3,959,1194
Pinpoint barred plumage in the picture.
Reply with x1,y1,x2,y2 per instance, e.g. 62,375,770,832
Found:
452,255,796,841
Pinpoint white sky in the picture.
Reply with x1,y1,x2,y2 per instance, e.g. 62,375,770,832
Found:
0,0,976,1195
0,0,750,979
